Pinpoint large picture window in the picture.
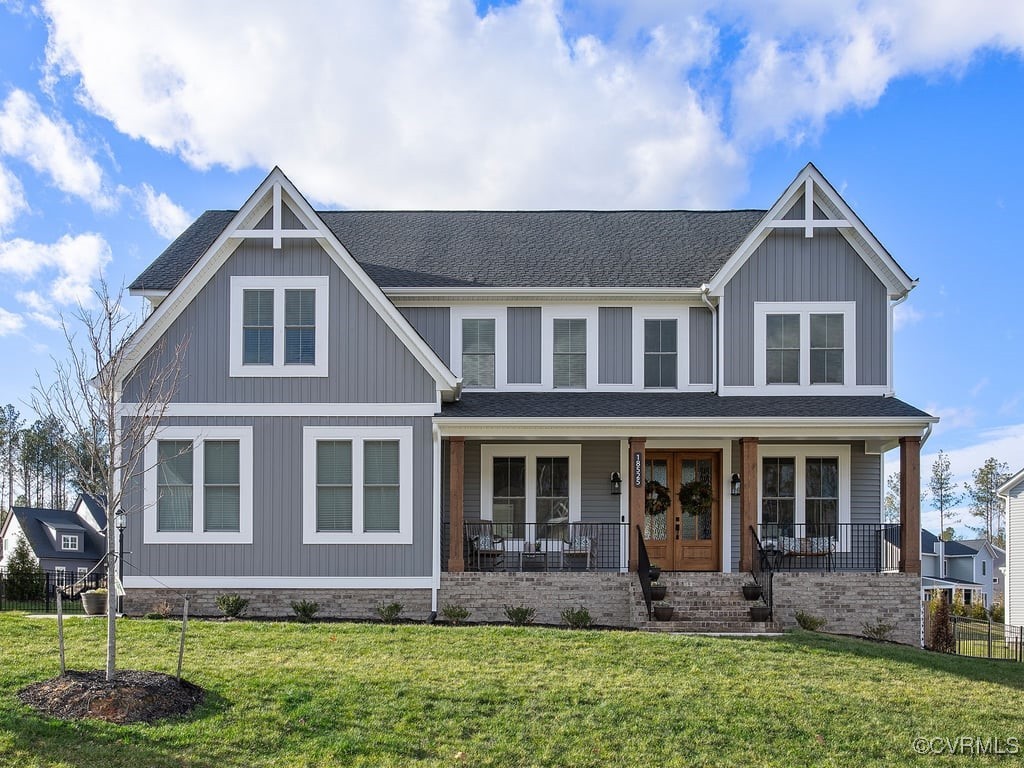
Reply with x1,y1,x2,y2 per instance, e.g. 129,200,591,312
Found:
758,445,851,547
754,302,855,391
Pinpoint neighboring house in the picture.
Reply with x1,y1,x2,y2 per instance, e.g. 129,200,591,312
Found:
117,164,934,643
920,529,1002,609
999,471,1024,627
0,494,107,584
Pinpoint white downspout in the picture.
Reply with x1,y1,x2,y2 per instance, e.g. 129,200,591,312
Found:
700,284,718,393
431,423,442,615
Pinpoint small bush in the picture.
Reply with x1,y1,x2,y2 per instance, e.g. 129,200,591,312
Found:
927,591,955,653
951,590,966,617
291,599,320,623
216,593,249,619
561,606,592,629
991,602,1005,623
969,602,988,621
861,618,897,642
155,600,173,618
503,605,536,626
143,612,165,620
794,611,826,631
377,601,403,623
440,603,471,625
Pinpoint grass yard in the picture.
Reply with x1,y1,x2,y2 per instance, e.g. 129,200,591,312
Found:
0,614,1022,767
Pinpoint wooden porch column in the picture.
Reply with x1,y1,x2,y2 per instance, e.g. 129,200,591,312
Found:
447,437,465,573
899,436,922,575
738,437,759,572
628,437,646,572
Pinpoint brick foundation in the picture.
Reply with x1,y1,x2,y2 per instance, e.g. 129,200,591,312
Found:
438,572,633,626
124,588,432,620
771,572,921,646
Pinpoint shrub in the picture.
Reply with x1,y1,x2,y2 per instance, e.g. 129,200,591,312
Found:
861,619,897,642
794,611,826,631
155,600,173,618
291,599,320,623
377,601,403,623
503,605,536,626
5,536,44,600
216,593,249,619
991,602,1005,623
970,602,989,621
144,612,165,620
561,606,592,629
440,603,471,625
927,591,955,653
951,590,966,617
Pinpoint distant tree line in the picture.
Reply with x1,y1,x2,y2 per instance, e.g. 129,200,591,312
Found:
885,450,1010,548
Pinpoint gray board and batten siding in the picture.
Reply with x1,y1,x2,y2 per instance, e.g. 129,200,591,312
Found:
507,307,542,384
723,228,888,387
399,306,450,366
122,238,437,404
598,307,632,385
122,416,435,579
689,307,714,385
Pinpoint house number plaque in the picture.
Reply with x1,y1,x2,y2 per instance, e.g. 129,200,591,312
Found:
633,451,643,487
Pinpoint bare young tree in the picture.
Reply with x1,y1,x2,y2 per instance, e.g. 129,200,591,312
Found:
929,451,962,540
32,281,185,682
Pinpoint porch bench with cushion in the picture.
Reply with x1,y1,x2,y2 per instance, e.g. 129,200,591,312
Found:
766,535,836,572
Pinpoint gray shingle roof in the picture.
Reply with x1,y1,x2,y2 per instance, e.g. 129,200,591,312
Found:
129,209,767,291
439,392,932,419
10,506,106,563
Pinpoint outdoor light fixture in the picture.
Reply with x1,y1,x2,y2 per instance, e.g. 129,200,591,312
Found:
730,473,741,497
610,471,622,495
114,509,127,533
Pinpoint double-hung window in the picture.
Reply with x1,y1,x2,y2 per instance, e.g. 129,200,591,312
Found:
759,445,850,547
303,427,412,543
553,319,586,388
60,534,79,551
144,427,254,544
644,319,677,388
755,302,855,391
462,318,496,388
230,276,328,376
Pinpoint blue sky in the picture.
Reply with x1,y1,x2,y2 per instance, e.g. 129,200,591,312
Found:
1,1,1023,532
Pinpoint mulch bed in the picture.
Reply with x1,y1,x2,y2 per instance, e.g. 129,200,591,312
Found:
19,669,206,724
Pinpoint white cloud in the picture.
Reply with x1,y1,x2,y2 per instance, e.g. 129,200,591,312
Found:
0,163,28,234
0,89,114,210
0,233,111,305
16,289,61,329
0,306,24,335
135,183,191,239
41,0,745,209
893,302,923,331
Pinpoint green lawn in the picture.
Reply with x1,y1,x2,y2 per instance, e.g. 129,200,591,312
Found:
1,614,1022,767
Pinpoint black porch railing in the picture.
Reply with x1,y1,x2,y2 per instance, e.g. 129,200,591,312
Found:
0,568,105,614
460,522,626,572
636,525,653,620
757,523,901,572
749,525,774,621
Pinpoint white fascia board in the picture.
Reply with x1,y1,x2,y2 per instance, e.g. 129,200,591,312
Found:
118,167,458,397
434,416,937,439
998,467,1024,495
119,402,439,418
124,576,434,589
386,287,705,305
706,163,915,298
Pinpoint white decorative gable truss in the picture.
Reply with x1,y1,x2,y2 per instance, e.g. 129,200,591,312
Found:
121,167,460,402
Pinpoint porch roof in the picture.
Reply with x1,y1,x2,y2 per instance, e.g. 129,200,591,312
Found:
439,392,933,420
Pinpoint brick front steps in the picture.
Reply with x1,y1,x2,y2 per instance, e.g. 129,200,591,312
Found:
632,572,778,634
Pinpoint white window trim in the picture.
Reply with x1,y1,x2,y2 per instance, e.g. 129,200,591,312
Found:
757,444,851,550
450,306,507,390
633,308,690,390
302,426,414,544
542,308,598,391
229,276,329,377
60,534,79,551
479,444,582,542
144,426,254,544
752,301,857,394
76,566,88,578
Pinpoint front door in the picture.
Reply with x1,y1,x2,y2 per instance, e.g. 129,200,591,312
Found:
643,451,720,571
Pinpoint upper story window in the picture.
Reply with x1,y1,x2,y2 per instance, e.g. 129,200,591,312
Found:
553,318,586,388
644,319,677,388
462,318,496,388
230,276,328,377
754,302,855,392
144,426,254,544
60,534,79,551
982,560,987,576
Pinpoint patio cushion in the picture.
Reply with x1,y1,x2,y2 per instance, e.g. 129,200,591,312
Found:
569,535,592,551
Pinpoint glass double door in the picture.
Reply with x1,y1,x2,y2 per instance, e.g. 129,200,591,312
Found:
643,451,720,572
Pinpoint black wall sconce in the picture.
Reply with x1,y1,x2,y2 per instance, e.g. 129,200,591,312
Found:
610,471,622,495
730,473,741,496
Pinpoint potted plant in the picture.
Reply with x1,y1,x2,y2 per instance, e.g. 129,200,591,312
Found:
647,564,661,582
742,582,762,600
652,604,674,621
81,588,107,615
650,582,667,601
749,604,771,622
677,479,713,515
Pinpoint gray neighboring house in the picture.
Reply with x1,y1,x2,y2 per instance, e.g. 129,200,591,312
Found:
920,529,1002,610
0,494,107,583
116,164,935,643
999,470,1024,627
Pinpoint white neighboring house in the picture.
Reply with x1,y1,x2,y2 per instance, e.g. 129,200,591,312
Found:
999,471,1024,627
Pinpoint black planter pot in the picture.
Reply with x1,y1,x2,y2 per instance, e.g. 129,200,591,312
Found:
648,565,661,582
81,592,106,615
650,584,667,601
653,604,674,621
749,605,771,622
742,583,762,601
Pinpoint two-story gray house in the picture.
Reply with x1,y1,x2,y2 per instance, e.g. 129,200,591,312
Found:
119,164,934,643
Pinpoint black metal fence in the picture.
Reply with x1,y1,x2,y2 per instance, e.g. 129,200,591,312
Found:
460,521,626,572
749,526,774,621
757,523,901,572
0,568,105,614
925,613,1024,662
